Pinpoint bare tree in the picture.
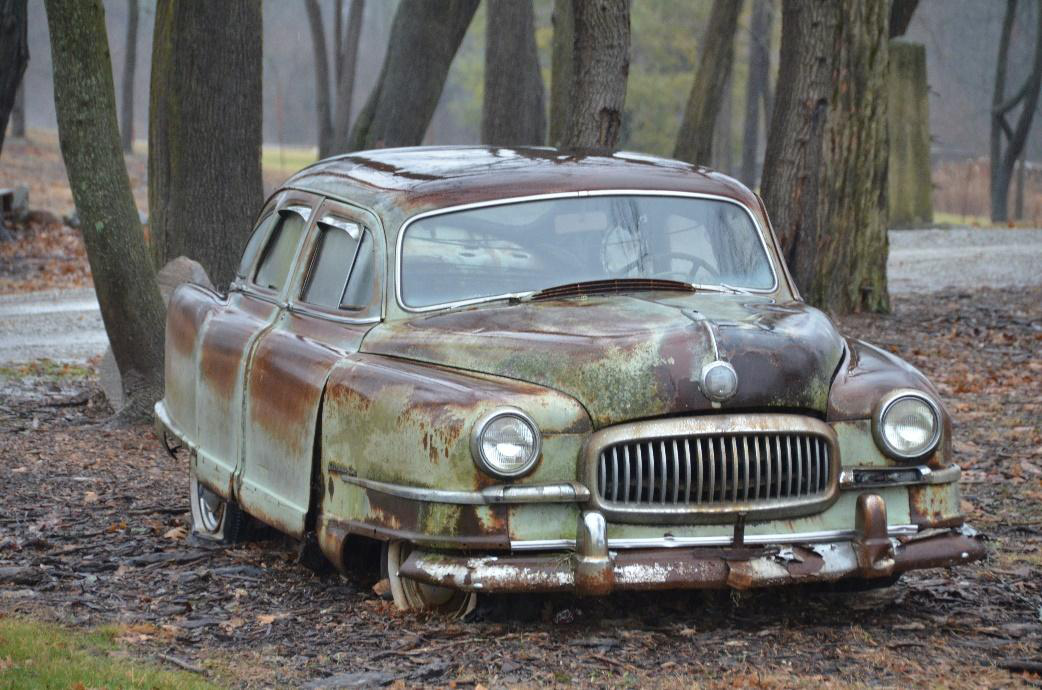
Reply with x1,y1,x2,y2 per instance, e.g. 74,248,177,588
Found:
562,0,629,150
990,0,1042,222
762,0,890,314
12,81,25,139
306,0,366,157
549,0,574,147
120,0,138,153
889,0,918,38
332,0,365,153
44,0,166,422
0,0,28,157
304,0,334,157
741,0,773,187
349,0,479,150
482,0,545,146
674,0,743,165
149,0,264,289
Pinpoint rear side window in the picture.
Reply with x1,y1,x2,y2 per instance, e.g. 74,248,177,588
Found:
237,213,277,279
301,216,375,311
253,207,309,292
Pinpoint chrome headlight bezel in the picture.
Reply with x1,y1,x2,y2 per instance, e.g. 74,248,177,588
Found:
872,389,942,461
470,407,542,479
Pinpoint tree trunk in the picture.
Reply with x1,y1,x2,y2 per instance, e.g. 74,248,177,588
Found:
12,80,25,138
120,0,138,153
1015,147,1026,220
741,0,773,187
349,0,479,150
549,0,574,147
331,0,364,153
889,0,918,38
0,0,29,157
762,0,890,314
713,75,733,173
44,0,166,422
990,0,1042,223
482,0,546,146
305,0,334,158
149,0,264,290
562,0,629,150
674,0,743,165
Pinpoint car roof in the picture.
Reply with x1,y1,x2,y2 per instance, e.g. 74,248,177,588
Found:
282,146,762,223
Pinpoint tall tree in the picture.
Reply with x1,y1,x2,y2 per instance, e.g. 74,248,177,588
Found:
990,0,1042,223
741,0,773,187
349,0,479,150
332,0,365,153
482,0,546,146
44,0,166,421
674,0,743,165
120,0,138,153
889,0,918,37
549,0,574,147
761,0,890,314
149,0,264,289
562,0,629,150
0,0,29,157
12,81,25,138
304,0,334,157
713,76,733,173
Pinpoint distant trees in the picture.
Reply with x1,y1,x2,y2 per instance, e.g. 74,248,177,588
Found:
120,0,138,153
674,0,743,165
44,0,166,422
349,0,479,150
560,0,630,150
0,0,28,157
990,0,1042,223
762,0,890,313
305,0,365,157
740,0,773,187
149,0,264,289
481,0,545,146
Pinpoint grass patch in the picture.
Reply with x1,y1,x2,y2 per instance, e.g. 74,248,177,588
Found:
0,617,221,689
0,358,93,382
261,143,318,175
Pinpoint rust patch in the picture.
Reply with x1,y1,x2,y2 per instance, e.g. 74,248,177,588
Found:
828,338,946,422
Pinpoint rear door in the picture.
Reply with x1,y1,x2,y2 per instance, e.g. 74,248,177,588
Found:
238,198,384,537
192,193,318,499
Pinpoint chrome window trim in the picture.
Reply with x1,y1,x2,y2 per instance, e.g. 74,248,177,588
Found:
509,525,919,551
285,302,381,326
394,189,782,314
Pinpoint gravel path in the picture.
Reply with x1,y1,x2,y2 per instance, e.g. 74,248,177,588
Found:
1,228,1040,365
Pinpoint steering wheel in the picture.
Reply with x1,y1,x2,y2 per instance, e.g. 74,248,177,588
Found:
647,251,719,283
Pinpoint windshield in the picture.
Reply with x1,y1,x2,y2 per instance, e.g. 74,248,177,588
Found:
399,195,776,309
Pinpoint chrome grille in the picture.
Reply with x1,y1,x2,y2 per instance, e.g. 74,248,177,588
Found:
584,415,840,523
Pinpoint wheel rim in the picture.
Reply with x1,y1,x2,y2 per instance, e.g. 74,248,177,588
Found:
194,478,224,534
386,541,476,616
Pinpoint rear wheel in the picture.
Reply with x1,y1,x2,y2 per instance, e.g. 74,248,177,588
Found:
189,470,250,544
385,540,476,617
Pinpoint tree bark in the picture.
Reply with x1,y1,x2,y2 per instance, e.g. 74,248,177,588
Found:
562,0,629,151
762,0,890,314
331,0,364,153
120,0,138,153
305,0,334,158
674,0,743,165
149,0,264,291
713,75,733,173
990,0,1042,223
482,0,546,146
741,0,773,187
889,0,918,38
0,0,29,157
12,80,25,138
349,0,479,150
44,0,166,422
549,0,574,147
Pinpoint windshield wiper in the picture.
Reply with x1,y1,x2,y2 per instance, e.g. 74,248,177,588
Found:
526,278,697,302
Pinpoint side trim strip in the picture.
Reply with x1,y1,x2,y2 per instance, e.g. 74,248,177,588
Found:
839,465,961,489
329,468,591,505
509,525,919,551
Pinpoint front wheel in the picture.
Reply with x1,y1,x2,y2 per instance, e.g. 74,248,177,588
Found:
189,470,250,544
385,541,476,617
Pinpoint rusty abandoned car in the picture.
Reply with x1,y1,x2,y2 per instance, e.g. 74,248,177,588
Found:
155,146,984,615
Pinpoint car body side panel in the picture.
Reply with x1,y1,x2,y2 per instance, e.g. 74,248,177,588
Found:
163,283,224,444
193,294,281,499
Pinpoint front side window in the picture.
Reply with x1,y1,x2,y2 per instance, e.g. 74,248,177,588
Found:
301,216,375,311
253,207,309,292
399,195,776,309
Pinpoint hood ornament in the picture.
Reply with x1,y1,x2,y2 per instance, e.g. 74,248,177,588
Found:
700,361,738,402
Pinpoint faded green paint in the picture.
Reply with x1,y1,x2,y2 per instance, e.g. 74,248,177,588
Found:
833,420,891,467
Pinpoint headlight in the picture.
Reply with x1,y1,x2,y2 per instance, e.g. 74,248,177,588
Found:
471,408,541,478
873,390,941,460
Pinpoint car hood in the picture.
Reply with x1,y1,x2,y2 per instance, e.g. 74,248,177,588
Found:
361,293,845,429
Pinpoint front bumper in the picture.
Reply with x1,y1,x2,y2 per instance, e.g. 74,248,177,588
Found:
398,493,986,595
